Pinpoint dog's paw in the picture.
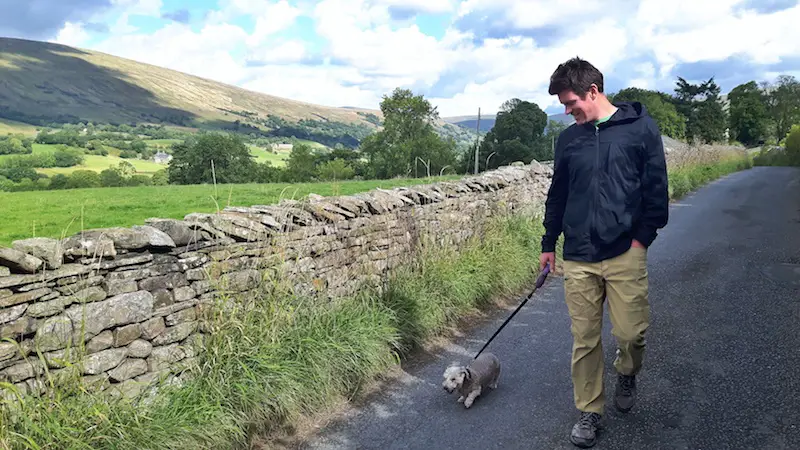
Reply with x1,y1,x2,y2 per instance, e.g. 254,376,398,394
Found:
464,398,474,408
457,395,465,403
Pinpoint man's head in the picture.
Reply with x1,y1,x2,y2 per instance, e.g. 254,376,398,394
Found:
548,57,609,125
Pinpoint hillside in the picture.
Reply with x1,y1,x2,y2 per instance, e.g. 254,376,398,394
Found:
0,37,385,147
443,112,575,132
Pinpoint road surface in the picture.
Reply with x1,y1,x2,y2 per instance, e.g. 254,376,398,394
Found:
298,166,800,450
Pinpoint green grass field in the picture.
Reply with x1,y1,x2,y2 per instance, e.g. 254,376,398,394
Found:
0,176,462,246
248,145,290,166
0,143,167,175
0,118,38,136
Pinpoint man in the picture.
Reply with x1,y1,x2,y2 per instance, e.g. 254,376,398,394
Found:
539,57,669,448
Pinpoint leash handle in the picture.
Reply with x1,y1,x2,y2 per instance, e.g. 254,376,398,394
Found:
472,263,550,360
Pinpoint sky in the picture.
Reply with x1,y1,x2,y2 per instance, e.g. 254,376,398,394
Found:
0,0,799,117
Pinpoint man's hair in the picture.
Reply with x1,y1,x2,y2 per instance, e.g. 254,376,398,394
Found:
548,57,604,97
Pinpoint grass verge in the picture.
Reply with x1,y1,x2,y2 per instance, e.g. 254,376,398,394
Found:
0,150,753,449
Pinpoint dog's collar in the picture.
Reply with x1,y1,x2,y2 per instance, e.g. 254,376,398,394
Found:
464,367,473,380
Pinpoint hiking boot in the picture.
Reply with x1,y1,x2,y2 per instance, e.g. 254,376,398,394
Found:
615,374,637,413
569,411,602,448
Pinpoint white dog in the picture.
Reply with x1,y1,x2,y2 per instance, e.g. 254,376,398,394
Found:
441,352,501,408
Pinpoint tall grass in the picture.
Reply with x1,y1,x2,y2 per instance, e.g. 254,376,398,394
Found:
665,144,753,200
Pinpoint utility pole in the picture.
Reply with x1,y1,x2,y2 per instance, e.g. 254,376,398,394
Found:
473,107,481,174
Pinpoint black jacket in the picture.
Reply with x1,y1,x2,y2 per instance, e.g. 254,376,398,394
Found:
541,101,669,262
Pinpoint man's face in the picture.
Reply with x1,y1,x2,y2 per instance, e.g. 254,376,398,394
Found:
557,87,598,125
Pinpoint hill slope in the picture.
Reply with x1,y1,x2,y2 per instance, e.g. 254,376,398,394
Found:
443,112,575,133
0,37,381,136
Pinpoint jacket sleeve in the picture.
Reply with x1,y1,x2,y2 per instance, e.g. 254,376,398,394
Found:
541,133,568,253
631,118,669,247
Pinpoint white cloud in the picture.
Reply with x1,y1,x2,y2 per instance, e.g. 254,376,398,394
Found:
246,40,308,64
93,22,250,85
52,22,90,47
111,0,163,17
374,0,455,14
45,0,800,119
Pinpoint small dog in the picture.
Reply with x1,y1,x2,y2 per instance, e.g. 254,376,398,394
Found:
441,352,501,408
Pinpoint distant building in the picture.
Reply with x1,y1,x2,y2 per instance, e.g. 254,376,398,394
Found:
271,143,293,151
153,151,172,164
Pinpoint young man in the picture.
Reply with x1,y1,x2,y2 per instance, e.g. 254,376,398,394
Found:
539,57,669,448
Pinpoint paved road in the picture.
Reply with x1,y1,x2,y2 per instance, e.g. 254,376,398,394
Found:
298,167,800,450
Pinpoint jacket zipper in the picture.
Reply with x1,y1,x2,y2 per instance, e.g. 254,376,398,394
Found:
591,125,599,260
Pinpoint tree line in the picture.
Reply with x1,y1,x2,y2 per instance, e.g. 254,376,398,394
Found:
610,74,800,147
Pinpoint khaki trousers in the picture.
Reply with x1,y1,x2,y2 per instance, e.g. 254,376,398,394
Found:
562,245,650,414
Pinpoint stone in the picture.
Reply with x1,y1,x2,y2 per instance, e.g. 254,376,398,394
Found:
138,273,187,292
0,316,36,340
0,247,44,274
65,286,107,305
3,360,44,383
26,296,70,318
103,279,138,296
173,286,196,302
152,289,174,309
0,267,8,277
140,317,165,339
165,307,196,326
131,225,176,248
145,219,197,246
65,291,154,338
107,358,148,382
0,265,92,291
98,253,153,270
151,322,197,346
184,212,270,242
219,269,261,293
0,342,17,362
127,339,153,358
0,304,27,324
82,348,127,375
147,343,189,372
34,315,73,352
62,233,116,259
55,276,104,295
12,238,64,269
113,324,142,347
85,330,114,354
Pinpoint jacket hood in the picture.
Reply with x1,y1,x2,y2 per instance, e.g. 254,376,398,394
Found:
608,101,647,123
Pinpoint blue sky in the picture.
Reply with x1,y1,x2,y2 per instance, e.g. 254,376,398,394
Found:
1,0,799,117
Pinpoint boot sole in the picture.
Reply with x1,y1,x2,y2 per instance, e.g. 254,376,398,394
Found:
569,435,597,448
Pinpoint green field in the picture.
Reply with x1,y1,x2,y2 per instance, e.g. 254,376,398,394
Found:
0,176,462,246
0,143,166,175
248,144,290,166
0,118,38,136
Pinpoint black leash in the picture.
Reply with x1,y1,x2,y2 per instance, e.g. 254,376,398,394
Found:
473,263,551,360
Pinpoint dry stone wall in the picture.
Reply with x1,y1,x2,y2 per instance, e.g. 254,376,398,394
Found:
0,162,554,400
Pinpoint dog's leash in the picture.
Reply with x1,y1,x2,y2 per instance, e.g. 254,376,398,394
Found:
472,263,551,360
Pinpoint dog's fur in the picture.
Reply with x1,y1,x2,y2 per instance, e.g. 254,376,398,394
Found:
441,352,501,408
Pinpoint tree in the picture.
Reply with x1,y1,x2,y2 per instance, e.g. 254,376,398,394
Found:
609,87,686,140
673,77,728,144
727,81,769,146
167,133,257,185
283,143,317,182
761,75,800,142
478,98,549,171
360,88,458,179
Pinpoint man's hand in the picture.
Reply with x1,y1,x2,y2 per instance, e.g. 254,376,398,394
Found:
540,251,555,271
631,239,645,249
